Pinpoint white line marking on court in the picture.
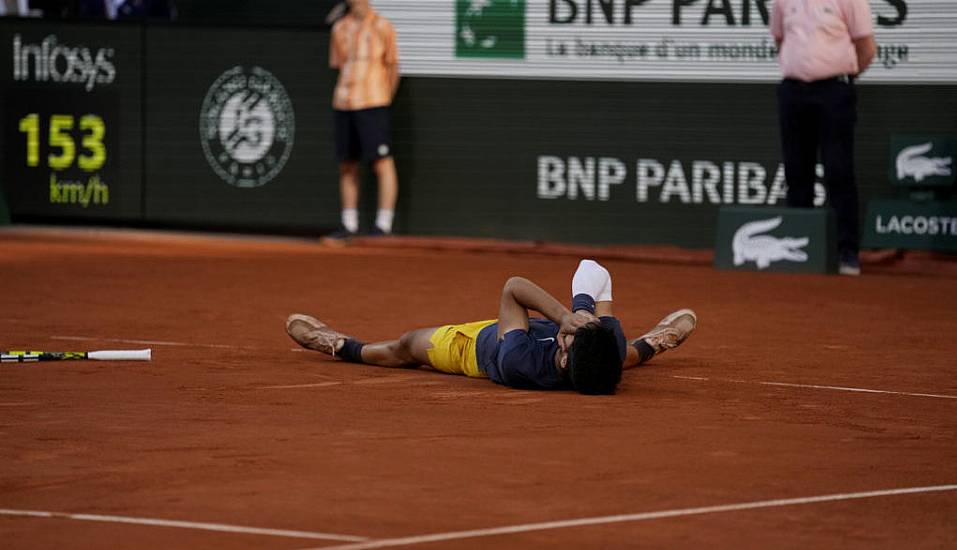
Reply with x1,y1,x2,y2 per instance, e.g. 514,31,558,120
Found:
0,509,368,542
52,336,242,350
669,375,957,400
308,484,957,550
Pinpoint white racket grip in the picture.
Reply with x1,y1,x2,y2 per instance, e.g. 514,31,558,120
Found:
87,349,152,361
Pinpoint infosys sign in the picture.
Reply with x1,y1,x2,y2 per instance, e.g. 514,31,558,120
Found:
11,34,116,92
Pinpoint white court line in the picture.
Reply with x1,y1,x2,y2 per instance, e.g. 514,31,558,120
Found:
52,336,242,350
309,484,957,550
0,509,367,542
670,375,957,400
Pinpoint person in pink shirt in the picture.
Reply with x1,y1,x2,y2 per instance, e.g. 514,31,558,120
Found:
771,0,876,275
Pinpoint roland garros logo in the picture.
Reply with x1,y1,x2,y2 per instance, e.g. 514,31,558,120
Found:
199,66,295,188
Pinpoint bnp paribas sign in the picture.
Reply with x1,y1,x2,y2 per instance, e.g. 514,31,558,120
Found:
383,0,957,82
456,0,526,59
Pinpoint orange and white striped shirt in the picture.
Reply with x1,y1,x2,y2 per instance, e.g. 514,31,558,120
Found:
330,9,399,111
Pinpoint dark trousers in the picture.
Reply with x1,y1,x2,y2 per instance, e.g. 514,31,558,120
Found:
778,78,859,255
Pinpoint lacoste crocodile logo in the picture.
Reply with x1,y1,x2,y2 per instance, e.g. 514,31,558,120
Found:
896,142,953,183
733,217,809,269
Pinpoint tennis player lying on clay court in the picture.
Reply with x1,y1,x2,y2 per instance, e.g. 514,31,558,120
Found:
286,259,696,395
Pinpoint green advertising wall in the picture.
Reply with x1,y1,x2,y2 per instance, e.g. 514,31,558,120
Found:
390,78,957,247
0,181,8,225
2,18,956,248
143,26,340,231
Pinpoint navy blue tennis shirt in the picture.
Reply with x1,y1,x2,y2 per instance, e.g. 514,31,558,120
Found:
475,317,626,390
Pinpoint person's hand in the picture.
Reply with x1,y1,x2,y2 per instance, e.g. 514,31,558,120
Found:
557,311,597,351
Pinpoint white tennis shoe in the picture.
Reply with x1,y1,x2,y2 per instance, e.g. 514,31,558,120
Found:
286,314,348,356
632,309,697,357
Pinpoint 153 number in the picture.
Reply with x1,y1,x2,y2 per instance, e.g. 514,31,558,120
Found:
18,113,107,172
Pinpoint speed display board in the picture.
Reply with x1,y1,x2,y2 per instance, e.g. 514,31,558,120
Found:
4,89,117,212
0,21,142,220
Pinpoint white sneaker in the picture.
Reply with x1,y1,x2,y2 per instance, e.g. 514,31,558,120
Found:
633,309,697,357
285,314,348,356
838,263,861,276
838,250,861,276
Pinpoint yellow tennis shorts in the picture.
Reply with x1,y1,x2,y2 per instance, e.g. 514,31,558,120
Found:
427,319,496,378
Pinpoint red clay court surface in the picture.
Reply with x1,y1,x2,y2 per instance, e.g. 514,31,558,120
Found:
1,227,955,549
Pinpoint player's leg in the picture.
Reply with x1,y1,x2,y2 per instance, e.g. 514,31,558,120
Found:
359,327,436,368
360,321,495,376
286,314,435,368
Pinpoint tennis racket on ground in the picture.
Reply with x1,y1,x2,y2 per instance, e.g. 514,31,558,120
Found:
1,349,152,363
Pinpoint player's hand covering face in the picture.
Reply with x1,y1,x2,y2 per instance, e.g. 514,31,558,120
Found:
558,311,599,352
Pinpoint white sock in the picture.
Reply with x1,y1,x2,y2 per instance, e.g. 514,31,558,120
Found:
341,209,359,233
571,260,611,300
375,209,394,233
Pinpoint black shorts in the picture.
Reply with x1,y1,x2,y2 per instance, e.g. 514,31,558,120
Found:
334,107,393,163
